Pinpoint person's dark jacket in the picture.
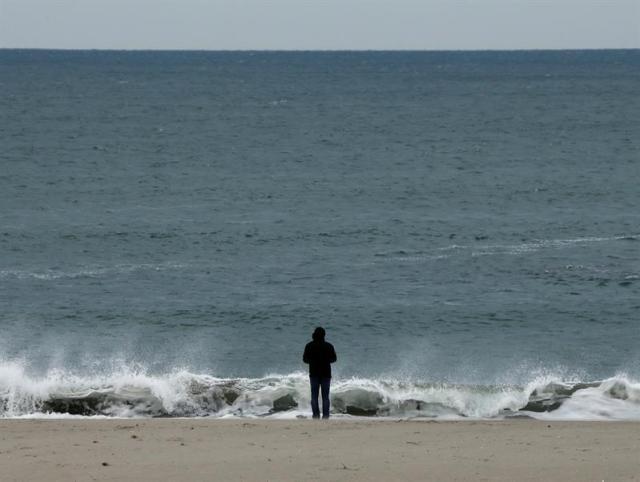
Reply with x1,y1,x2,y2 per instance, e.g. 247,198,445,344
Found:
303,334,337,379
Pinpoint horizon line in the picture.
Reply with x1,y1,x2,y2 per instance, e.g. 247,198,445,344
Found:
1,47,639,53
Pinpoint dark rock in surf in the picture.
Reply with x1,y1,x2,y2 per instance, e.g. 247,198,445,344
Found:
523,381,599,413
331,388,383,416
521,399,564,413
184,382,241,414
345,405,378,416
42,390,167,417
183,386,227,415
272,394,298,412
222,387,241,405
606,381,628,400
43,393,107,416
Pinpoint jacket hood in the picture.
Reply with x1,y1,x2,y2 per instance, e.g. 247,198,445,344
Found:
312,327,326,341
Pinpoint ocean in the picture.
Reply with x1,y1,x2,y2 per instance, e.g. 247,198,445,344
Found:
1,49,639,419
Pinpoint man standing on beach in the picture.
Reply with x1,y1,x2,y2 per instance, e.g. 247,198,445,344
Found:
303,327,337,419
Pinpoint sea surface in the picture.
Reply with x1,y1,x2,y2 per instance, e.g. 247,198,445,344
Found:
1,49,639,419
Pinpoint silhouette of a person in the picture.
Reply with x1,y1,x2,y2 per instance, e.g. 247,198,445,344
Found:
303,327,337,419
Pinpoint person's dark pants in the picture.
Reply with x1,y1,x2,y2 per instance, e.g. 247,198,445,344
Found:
310,376,331,419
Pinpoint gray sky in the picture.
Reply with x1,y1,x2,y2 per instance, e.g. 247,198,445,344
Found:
1,0,638,50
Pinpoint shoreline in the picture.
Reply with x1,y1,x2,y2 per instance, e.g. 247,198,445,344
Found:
1,419,639,481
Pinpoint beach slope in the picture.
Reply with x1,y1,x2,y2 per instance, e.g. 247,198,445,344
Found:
0,419,638,481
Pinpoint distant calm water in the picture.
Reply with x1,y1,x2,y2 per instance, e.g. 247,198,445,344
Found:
1,50,639,418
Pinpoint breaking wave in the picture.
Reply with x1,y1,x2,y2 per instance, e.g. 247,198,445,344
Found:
2,362,640,420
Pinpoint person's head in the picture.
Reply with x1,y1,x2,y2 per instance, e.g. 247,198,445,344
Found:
312,326,326,341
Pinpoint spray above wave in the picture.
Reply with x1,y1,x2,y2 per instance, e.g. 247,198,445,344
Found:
2,363,640,420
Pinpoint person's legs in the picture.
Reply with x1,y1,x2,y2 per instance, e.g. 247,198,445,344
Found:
320,377,331,419
309,376,320,419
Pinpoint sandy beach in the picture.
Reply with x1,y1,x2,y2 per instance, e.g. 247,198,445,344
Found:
1,419,639,481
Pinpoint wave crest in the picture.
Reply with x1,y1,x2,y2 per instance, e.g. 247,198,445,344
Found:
2,363,640,420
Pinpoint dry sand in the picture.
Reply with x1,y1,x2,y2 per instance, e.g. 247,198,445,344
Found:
0,419,639,481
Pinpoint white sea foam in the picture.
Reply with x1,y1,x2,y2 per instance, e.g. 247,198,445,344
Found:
2,361,640,420
456,234,639,257
0,262,187,281
531,376,640,421
380,234,639,263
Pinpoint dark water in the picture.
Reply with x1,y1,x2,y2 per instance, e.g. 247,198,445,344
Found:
1,50,639,418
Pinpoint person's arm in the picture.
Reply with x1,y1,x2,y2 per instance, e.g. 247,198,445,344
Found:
329,344,337,363
303,344,310,364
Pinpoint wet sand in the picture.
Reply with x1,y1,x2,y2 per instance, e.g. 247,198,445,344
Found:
0,419,639,481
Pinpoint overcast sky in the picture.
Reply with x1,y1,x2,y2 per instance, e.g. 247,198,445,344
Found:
1,0,638,50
